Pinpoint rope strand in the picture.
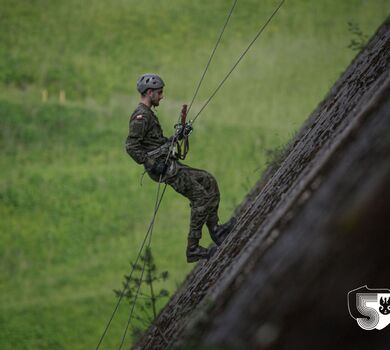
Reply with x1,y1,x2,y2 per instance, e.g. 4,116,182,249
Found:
192,0,285,123
187,0,238,117
96,180,167,350
117,183,167,350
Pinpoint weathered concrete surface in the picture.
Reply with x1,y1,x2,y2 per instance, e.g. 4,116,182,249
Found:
135,16,390,350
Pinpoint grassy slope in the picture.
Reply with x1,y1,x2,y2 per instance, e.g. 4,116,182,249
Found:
0,0,389,348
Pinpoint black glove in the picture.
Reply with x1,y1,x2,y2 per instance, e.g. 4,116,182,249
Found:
151,159,168,176
177,122,193,141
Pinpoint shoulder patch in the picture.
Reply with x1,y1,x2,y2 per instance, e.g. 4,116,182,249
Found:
135,114,144,120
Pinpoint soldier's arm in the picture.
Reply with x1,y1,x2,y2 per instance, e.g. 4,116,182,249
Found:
125,114,149,164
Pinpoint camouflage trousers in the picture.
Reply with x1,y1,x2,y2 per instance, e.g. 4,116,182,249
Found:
166,163,220,239
147,161,220,240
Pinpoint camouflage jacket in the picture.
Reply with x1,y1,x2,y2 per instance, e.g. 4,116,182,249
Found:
125,103,168,165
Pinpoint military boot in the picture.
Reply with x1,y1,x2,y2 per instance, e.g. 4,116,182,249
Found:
207,216,237,246
186,238,210,263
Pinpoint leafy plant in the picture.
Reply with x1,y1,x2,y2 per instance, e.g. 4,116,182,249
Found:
347,21,369,51
114,247,170,341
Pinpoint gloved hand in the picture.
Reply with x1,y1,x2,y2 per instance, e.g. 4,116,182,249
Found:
152,160,168,175
177,122,193,141
144,157,168,175
150,158,168,175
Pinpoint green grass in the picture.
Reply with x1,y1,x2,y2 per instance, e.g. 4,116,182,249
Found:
0,0,389,349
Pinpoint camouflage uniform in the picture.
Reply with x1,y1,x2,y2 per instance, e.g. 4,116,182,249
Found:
125,103,220,240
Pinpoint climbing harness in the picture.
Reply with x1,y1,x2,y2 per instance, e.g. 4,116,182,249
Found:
96,1,285,348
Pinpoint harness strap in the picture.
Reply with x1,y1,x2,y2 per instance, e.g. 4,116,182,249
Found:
146,142,171,158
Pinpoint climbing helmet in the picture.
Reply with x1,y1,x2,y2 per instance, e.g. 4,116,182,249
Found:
136,73,165,94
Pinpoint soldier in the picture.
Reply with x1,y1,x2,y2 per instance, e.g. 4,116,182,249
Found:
125,73,235,263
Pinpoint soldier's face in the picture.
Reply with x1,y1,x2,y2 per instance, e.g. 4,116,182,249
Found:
149,88,164,106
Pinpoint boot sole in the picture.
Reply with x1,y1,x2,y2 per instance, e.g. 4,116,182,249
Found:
187,255,208,263
187,246,218,263
187,256,200,263
211,217,238,246
208,245,218,258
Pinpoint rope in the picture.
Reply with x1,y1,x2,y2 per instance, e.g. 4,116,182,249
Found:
114,136,177,348
186,0,238,117
175,0,238,162
96,178,167,350
191,0,285,124
117,183,167,350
